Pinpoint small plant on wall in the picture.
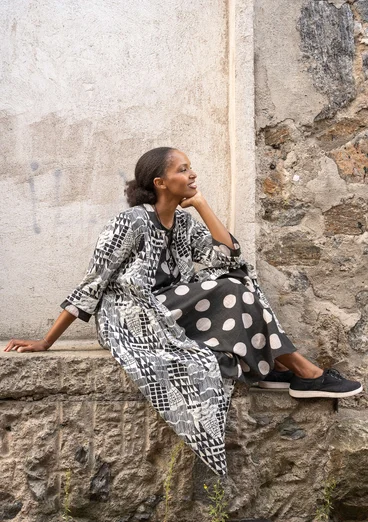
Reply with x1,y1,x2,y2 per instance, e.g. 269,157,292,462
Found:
315,477,337,522
62,469,74,522
163,440,185,522
204,479,229,522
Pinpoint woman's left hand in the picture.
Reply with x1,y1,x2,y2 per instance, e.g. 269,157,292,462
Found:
179,190,206,210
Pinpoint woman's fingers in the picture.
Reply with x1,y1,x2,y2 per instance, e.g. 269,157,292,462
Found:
3,339,46,353
4,339,27,352
17,345,36,353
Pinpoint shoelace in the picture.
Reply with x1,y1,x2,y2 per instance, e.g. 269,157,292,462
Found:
325,368,343,380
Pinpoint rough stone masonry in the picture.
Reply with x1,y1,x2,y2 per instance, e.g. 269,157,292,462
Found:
255,0,368,518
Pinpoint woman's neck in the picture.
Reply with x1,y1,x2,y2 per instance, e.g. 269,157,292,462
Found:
153,199,178,229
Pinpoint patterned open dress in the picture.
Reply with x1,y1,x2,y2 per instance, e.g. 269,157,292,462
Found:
61,203,296,475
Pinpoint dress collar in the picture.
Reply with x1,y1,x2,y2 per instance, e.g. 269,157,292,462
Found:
142,203,176,232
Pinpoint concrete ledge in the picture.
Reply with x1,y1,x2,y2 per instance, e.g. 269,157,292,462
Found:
0,341,140,401
0,341,347,522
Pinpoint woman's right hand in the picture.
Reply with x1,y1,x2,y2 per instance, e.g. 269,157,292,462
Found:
4,339,51,353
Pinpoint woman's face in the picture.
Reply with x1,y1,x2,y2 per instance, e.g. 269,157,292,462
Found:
156,150,197,200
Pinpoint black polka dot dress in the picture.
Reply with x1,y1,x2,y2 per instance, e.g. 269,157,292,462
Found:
149,211,297,384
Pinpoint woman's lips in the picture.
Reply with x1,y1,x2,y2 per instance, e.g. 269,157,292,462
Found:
188,182,197,188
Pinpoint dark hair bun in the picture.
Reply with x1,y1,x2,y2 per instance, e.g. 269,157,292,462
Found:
125,147,176,207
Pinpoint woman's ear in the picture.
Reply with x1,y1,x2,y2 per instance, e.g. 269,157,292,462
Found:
153,177,166,190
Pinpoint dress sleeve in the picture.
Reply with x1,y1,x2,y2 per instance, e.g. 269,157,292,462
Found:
187,212,245,270
60,212,134,322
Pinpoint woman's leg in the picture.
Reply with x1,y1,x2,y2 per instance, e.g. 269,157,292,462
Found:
273,359,290,372
275,352,323,379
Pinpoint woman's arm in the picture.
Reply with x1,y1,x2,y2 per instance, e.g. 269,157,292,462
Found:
180,191,234,249
4,310,76,353
5,210,136,353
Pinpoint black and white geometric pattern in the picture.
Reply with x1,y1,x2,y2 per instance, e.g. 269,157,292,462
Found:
61,204,266,475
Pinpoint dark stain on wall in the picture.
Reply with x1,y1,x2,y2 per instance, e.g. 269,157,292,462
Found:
298,1,356,120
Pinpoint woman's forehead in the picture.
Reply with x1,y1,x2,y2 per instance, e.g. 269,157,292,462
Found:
168,150,190,166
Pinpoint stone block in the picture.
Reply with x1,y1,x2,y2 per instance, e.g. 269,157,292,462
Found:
264,232,321,267
355,0,368,23
328,411,368,520
264,124,293,149
0,347,142,400
315,117,368,151
323,201,367,236
329,131,368,183
262,199,307,227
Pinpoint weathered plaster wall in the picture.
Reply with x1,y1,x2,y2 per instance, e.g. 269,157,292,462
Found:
1,0,256,339
255,0,368,515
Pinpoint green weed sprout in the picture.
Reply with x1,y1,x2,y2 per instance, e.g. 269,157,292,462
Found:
163,440,184,522
204,479,229,522
315,477,337,522
62,469,73,522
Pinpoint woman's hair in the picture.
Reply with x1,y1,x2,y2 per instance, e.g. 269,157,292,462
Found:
125,147,177,207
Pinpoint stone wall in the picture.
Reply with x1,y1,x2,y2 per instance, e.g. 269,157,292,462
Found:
254,0,367,404
253,0,368,518
0,344,344,522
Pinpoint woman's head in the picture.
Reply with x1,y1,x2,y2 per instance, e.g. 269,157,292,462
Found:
125,147,197,207
125,147,176,207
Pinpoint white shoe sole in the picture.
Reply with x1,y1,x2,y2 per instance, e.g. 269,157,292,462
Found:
259,382,290,389
289,385,363,399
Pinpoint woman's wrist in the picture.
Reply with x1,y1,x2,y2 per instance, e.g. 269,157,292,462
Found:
41,338,53,350
192,196,209,214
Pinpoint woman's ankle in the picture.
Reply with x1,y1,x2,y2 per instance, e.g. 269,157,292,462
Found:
295,367,324,379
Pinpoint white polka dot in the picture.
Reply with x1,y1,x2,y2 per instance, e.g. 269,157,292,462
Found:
233,342,247,356
156,294,167,303
201,281,218,290
242,292,255,304
161,262,170,274
196,318,211,331
242,313,253,329
219,244,231,256
223,294,236,308
263,309,273,324
233,243,240,249
171,309,183,320
204,338,219,347
174,285,190,296
258,360,270,375
228,277,242,284
222,318,235,331
237,364,243,378
251,333,266,349
240,360,251,372
195,299,210,312
270,333,282,349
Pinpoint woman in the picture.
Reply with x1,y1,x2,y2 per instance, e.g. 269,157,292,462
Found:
4,147,362,476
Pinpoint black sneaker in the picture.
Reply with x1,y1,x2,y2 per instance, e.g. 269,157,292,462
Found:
258,369,294,389
289,368,363,399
